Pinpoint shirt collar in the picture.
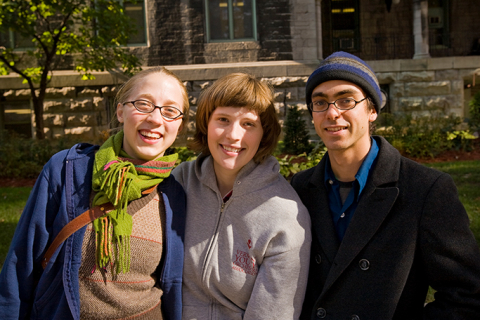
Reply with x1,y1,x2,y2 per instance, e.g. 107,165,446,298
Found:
324,138,379,196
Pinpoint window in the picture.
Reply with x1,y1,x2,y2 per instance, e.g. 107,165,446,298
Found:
124,0,147,45
331,0,359,51
0,99,32,137
428,0,450,48
0,30,34,50
205,0,257,42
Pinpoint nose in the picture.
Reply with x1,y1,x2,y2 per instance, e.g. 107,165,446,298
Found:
147,107,165,125
225,122,243,140
324,103,342,120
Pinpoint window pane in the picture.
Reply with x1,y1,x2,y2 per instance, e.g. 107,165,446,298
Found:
14,32,34,48
125,1,146,44
209,0,230,40
3,100,32,137
0,31,33,49
233,0,253,39
331,0,356,31
0,32,10,48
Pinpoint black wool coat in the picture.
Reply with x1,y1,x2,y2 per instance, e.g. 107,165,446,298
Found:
291,136,480,320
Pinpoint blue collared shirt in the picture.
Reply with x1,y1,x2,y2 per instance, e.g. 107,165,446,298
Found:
324,138,379,241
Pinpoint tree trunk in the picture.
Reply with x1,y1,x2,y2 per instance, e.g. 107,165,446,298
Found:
32,93,45,140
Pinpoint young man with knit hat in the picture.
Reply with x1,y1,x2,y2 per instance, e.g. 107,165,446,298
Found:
291,51,480,319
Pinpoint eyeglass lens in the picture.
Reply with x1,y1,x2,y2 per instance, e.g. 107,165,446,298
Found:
311,98,359,112
132,100,182,119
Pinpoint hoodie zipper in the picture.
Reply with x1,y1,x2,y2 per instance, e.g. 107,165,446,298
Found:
201,199,228,285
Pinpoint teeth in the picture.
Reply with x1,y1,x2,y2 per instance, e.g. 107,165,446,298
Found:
223,145,241,153
140,131,161,139
326,127,346,132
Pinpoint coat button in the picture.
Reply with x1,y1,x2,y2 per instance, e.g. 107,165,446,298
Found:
359,259,370,270
316,307,327,318
315,253,322,264
351,315,360,320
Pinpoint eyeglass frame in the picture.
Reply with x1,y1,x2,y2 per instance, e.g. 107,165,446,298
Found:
308,97,367,113
123,99,184,120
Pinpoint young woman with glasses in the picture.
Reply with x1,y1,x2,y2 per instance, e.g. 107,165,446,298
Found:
0,67,189,320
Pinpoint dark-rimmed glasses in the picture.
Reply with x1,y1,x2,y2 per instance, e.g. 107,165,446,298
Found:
309,97,367,113
124,100,184,120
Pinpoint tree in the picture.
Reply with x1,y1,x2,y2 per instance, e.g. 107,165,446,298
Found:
0,0,142,139
282,104,313,155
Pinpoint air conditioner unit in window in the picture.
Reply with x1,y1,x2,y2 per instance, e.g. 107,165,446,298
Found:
339,38,355,49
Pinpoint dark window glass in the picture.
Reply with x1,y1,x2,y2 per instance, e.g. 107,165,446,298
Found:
207,0,255,41
0,31,33,49
331,0,359,51
125,1,146,45
209,0,230,40
233,0,253,39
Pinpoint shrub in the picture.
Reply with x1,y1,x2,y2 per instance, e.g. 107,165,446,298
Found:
168,146,198,167
468,91,480,132
282,105,313,155
0,132,82,179
277,141,327,180
376,112,476,158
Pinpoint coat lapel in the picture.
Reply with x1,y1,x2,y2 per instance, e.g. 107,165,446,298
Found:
320,136,402,295
321,186,399,294
306,158,340,264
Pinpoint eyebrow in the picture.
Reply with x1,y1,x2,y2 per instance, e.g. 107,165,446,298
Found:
312,89,360,99
136,94,180,106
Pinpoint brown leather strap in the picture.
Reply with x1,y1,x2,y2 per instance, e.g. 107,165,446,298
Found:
41,185,158,269
42,203,114,269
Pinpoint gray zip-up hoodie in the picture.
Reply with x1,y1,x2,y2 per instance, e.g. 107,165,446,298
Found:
173,154,312,320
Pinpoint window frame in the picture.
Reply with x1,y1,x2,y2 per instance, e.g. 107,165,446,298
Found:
122,0,148,47
205,0,257,43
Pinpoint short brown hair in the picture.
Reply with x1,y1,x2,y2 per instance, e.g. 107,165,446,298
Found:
115,66,190,131
190,73,281,163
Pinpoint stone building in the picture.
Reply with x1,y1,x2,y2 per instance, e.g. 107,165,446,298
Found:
1,0,480,143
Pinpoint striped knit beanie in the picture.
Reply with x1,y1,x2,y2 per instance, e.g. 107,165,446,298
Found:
305,51,382,114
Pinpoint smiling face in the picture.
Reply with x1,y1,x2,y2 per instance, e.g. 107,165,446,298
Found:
116,72,184,161
311,80,377,159
207,106,264,179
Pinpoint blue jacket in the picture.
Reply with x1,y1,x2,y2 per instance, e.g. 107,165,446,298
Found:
0,143,186,320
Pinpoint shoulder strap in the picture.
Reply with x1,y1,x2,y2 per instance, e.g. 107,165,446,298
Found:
42,204,113,269
41,185,158,269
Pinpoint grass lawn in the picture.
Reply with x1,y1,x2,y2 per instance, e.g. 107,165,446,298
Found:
426,160,480,246
0,187,33,270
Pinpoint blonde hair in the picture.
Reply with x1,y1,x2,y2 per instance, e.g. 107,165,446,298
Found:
190,73,281,163
115,67,190,131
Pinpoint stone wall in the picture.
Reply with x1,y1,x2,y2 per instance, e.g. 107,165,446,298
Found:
1,57,480,144
2,85,116,142
372,57,480,118
290,0,319,62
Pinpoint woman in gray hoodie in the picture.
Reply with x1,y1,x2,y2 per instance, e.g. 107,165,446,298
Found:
173,73,312,320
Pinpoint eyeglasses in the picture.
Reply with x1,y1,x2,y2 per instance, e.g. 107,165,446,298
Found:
309,97,367,113
124,100,184,120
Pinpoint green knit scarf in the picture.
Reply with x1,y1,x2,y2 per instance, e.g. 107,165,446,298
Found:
92,131,177,273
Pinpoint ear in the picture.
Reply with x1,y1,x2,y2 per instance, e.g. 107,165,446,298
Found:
369,108,378,122
116,103,124,123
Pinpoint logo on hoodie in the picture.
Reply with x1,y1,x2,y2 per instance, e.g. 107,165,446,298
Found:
232,249,257,276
